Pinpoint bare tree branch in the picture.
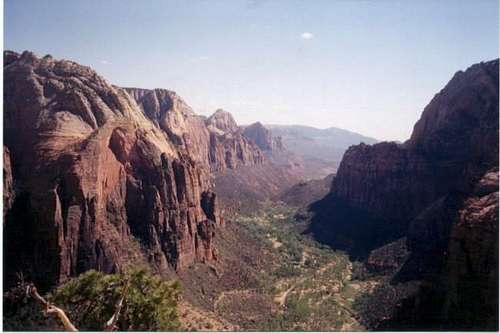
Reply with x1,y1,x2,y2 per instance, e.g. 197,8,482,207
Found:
103,280,130,331
26,284,78,332
25,278,131,332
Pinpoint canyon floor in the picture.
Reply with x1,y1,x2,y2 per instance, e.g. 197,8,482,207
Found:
176,202,400,331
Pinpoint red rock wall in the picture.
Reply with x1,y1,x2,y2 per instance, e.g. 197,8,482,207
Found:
123,88,264,172
443,169,498,329
3,51,222,289
311,59,499,329
330,59,499,227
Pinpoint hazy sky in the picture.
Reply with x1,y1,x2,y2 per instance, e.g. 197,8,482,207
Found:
5,0,499,141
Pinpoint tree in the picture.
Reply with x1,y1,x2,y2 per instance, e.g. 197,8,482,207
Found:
4,269,181,331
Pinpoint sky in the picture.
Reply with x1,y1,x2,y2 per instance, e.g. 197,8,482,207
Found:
4,0,499,141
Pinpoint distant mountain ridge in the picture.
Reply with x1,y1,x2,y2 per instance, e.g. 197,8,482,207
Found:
266,124,378,168
212,123,377,212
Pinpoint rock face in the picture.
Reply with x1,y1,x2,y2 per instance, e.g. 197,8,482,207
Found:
125,89,302,216
443,169,498,329
309,59,499,329
206,109,239,133
124,89,264,172
3,51,229,289
366,238,409,274
3,146,14,219
279,173,334,207
243,121,283,151
214,161,304,214
311,59,499,256
213,122,310,214
383,168,499,330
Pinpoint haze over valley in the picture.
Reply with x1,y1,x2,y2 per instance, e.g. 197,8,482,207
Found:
3,1,499,331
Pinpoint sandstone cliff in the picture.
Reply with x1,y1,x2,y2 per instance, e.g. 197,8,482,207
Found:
206,109,239,133
124,88,303,216
311,59,499,257
214,121,307,214
309,59,499,329
123,89,264,172
3,146,14,219
443,168,498,329
3,51,225,289
382,168,499,330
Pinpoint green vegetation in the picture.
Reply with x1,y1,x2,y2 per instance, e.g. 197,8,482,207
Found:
4,286,58,331
3,202,387,332
286,294,312,322
273,263,301,278
232,203,369,331
261,295,313,331
4,269,181,331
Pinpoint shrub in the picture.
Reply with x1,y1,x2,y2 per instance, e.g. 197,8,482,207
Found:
286,295,312,323
5,269,181,331
3,284,59,331
273,264,301,278
261,296,312,331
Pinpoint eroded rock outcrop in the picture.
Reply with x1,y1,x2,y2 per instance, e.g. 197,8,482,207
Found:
366,238,409,274
124,89,264,172
443,169,498,329
243,121,283,151
3,146,14,219
309,59,499,329
3,51,223,289
206,109,239,133
213,121,307,213
311,59,499,257
383,168,499,330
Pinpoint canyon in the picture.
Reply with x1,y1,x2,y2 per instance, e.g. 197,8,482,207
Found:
2,50,331,289
3,50,499,331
